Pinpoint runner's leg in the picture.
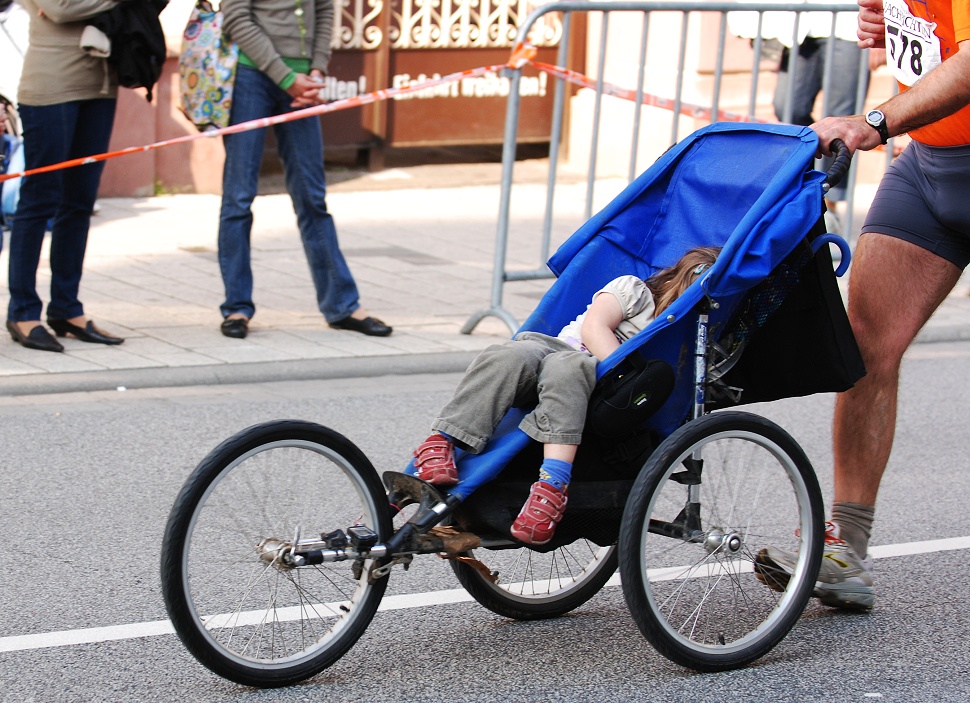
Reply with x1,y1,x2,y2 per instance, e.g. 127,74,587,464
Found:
832,233,961,507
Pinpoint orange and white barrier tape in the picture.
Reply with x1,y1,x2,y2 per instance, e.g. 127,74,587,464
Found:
0,63,506,184
531,60,760,124
1,44,896,184
506,41,760,124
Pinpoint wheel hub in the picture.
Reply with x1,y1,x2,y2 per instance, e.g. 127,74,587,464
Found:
703,528,743,555
256,537,295,569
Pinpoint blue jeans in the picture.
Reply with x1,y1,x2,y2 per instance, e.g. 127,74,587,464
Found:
774,38,868,201
7,99,116,322
218,64,360,322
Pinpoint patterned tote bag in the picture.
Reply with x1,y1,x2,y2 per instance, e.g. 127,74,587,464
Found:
179,0,238,131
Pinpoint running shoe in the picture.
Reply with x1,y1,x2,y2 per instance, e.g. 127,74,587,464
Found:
755,521,875,611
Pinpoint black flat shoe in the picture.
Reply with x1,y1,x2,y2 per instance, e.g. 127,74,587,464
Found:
47,318,124,345
6,320,64,353
220,317,249,339
329,315,392,337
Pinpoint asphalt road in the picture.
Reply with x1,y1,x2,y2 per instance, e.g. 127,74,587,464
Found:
1,341,969,702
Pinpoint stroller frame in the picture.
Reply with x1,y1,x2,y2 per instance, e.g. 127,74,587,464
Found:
160,124,858,687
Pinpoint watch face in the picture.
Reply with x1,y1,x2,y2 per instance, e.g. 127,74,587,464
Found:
865,109,889,143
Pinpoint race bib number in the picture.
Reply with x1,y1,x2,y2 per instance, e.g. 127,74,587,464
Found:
883,0,943,86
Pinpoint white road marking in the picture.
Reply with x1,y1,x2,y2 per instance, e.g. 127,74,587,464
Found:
867,535,970,559
2,535,968,654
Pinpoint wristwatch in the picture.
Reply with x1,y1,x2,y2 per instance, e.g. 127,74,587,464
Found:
865,109,890,145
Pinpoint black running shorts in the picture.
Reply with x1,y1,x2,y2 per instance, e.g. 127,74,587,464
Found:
862,140,970,269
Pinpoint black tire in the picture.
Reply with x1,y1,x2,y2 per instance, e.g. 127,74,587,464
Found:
451,542,617,620
161,420,392,688
618,411,824,671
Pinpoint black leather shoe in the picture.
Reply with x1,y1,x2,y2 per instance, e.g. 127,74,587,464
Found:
329,315,392,337
7,320,64,353
47,318,124,345
220,317,249,339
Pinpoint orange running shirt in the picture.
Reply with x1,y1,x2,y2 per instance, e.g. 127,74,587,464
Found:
884,0,970,144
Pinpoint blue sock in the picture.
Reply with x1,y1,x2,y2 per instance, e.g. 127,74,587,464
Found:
538,458,572,492
435,431,472,452
436,431,457,445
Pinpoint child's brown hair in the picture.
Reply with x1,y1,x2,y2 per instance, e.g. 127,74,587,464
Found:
646,246,721,316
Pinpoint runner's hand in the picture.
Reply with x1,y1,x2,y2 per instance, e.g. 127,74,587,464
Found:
811,115,883,156
858,0,886,49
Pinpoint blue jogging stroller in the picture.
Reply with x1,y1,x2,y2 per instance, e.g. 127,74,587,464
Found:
161,123,865,687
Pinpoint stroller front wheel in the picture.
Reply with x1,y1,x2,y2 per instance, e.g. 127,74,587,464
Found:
160,420,392,687
618,411,824,671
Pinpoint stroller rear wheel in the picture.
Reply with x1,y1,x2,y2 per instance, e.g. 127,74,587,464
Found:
451,541,617,620
618,411,824,671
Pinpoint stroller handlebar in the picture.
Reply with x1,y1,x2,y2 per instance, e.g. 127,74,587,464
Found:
821,139,851,194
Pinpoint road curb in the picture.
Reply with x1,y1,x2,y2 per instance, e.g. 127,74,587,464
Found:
0,351,480,397
0,322,967,398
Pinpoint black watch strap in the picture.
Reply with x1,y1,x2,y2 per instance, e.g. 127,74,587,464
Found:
866,110,890,145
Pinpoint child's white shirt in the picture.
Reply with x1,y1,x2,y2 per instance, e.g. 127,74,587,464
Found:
557,275,657,352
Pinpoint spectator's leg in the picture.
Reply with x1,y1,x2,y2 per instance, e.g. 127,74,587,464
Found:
275,110,360,324
773,38,823,125
217,65,268,321
47,98,115,321
7,103,69,323
822,39,867,118
818,39,867,202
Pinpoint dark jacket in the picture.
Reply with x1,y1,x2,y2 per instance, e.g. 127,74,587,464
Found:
90,0,168,101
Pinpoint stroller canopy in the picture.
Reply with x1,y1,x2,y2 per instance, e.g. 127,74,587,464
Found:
523,122,825,341
519,121,828,432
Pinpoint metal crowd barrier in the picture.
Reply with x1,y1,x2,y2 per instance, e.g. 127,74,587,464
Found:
462,0,877,335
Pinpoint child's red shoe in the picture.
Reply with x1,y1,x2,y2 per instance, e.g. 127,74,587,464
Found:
510,481,568,546
412,433,459,486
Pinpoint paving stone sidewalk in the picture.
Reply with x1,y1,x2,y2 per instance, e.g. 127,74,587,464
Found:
1,166,967,396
